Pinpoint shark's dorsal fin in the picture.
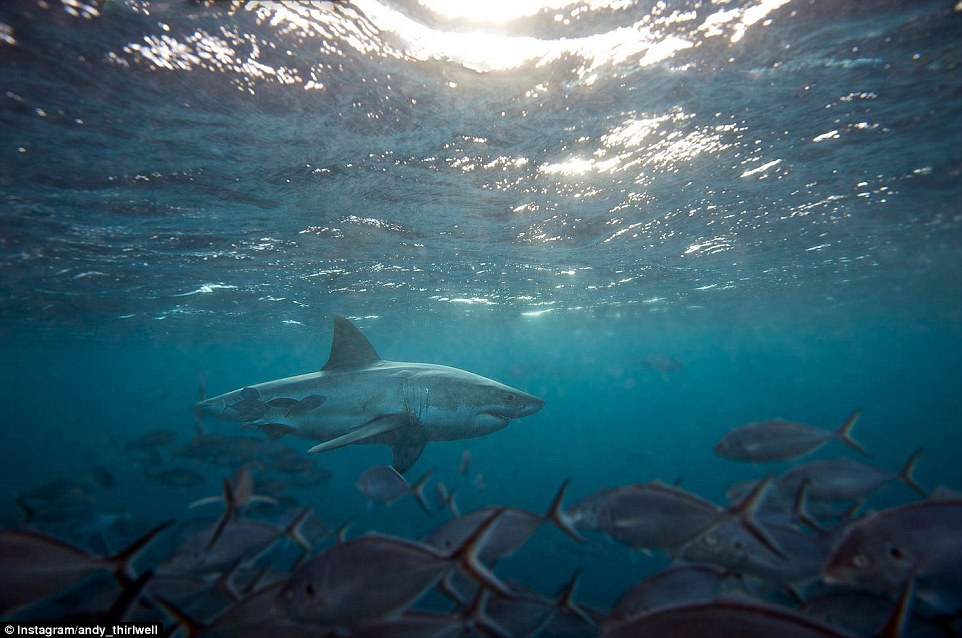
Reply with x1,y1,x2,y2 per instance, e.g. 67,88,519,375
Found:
322,316,381,371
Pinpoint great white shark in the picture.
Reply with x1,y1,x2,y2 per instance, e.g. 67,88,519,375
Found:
194,316,544,473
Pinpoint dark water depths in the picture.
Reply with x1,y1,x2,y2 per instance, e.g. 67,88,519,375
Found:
1,0,961,631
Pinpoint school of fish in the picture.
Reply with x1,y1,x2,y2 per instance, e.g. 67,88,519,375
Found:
1,318,959,637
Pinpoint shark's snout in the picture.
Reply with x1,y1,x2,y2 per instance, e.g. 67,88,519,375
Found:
512,392,544,418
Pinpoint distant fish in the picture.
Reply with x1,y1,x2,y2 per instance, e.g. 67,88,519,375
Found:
642,354,684,382
714,410,867,462
150,468,205,488
176,433,270,467
190,465,279,550
356,465,433,515
435,482,460,518
473,473,487,491
91,466,116,489
459,449,472,475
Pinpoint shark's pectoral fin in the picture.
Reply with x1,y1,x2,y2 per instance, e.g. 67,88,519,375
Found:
386,427,428,474
307,414,407,455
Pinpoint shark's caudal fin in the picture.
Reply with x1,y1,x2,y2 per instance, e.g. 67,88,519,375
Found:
322,316,382,371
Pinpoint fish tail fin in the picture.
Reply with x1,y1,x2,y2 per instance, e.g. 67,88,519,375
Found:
791,479,827,535
729,476,787,560
546,479,586,543
154,596,207,638
554,569,595,627
283,506,315,552
14,495,36,524
105,569,154,625
215,557,245,603
187,495,223,509
835,409,869,457
108,519,173,582
447,487,461,518
876,571,917,638
411,469,434,515
333,517,354,543
842,499,864,522
465,588,513,638
205,479,237,551
449,508,513,598
898,448,927,497
437,569,466,606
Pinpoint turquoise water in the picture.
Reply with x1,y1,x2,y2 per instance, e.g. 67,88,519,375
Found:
1,0,961,630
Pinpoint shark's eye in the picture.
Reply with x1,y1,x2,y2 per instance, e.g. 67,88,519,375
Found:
506,394,516,402
305,583,316,598
888,545,904,560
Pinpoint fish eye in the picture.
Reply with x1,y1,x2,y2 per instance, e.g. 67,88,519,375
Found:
506,394,515,402
852,554,869,569
888,546,904,560
732,540,743,550
305,583,316,598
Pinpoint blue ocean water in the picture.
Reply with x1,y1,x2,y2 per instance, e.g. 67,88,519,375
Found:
1,0,962,629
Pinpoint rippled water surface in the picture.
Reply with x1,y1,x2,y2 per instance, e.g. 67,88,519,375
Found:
1,0,961,626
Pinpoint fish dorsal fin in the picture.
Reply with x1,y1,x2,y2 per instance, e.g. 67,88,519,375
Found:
322,316,381,371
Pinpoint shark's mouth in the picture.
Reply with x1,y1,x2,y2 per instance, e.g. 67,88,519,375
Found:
479,411,511,425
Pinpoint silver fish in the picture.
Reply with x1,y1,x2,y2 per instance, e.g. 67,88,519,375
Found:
674,518,829,587
156,582,321,638
823,499,962,613
356,465,433,514
0,521,170,616
567,479,784,559
277,509,511,627
777,450,926,502
715,410,866,462
602,599,851,638
424,480,583,562
150,468,205,488
608,565,733,623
